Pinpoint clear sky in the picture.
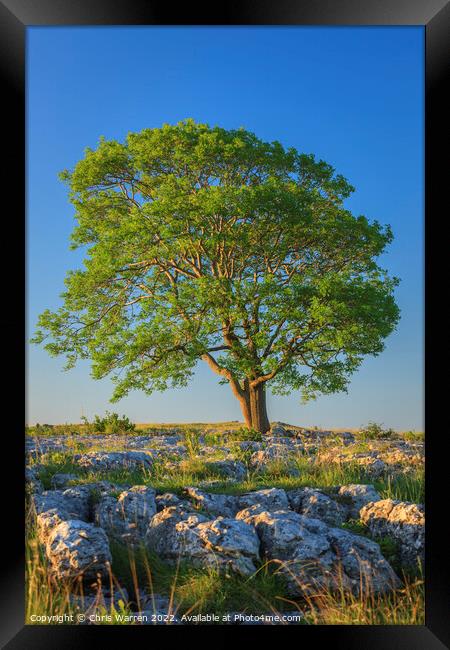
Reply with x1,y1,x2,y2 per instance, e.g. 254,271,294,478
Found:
27,26,424,430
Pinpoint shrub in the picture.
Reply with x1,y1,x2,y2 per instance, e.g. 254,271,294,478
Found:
26,423,54,436
359,421,395,440
232,427,263,443
402,430,425,442
82,412,136,434
182,430,201,458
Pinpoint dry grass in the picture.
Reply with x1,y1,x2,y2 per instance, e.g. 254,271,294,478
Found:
302,572,424,625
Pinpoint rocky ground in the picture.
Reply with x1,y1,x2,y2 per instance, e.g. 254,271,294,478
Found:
25,423,424,625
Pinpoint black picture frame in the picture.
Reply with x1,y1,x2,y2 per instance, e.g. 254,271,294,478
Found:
3,1,448,647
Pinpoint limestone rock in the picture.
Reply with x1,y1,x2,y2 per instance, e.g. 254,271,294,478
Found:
155,493,182,511
137,591,174,615
233,441,263,452
238,488,290,512
204,460,247,481
336,484,382,519
239,509,399,596
354,457,387,477
145,505,208,558
360,499,424,567
34,486,91,522
25,465,44,494
146,506,259,577
194,518,260,576
270,422,288,436
238,509,337,594
250,441,303,470
45,520,112,581
327,527,400,593
74,451,154,472
318,452,387,478
95,486,156,546
87,480,128,496
51,473,79,489
287,488,346,526
183,487,240,517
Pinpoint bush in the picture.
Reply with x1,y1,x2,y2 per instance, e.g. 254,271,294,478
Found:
182,430,201,458
232,427,263,442
402,430,425,442
82,411,136,434
203,427,262,447
359,421,395,440
27,423,54,436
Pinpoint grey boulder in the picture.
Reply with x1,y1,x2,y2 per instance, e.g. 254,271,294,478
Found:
336,484,382,519
287,488,347,527
238,509,399,596
95,486,157,546
50,473,79,489
146,506,260,577
183,487,240,517
204,460,247,481
74,451,154,472
33,486,92,541
360,498,424,568
45,519,112,581
238,488,290,512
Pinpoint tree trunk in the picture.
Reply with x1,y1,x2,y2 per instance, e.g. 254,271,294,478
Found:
237,381,270,433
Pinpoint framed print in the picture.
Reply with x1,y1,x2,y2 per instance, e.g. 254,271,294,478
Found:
1,0,448,647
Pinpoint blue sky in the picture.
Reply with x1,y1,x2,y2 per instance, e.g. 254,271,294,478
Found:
27,26,424,430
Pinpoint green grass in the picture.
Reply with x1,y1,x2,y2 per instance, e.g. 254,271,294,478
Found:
33,449,424,505
26,420,249,437
377,470,424,504
109,541,289,618
401,430,425,442
181,431,202,458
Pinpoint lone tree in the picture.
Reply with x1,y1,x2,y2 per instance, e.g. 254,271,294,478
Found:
33,119,400,433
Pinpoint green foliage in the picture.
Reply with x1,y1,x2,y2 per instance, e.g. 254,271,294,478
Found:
341,519,369,536
34,453,82,490
109,541,289,618
231,427,263,442
30,423,54,435
376,536,399,568
81,411,136,434
182,430,201,457
34,443,423,505
359,421,395,440
203,427,262,447
172,563,289,618
27,423,82,436
402,430,425,442
229,445,255,468
378,470,424,504
32,119,400,412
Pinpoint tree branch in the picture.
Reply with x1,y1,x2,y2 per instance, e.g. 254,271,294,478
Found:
201,352,245,398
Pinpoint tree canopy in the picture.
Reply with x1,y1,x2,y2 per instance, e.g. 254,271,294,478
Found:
32,119,400,432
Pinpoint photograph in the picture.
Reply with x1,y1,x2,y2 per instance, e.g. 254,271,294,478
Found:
25,24,425,627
